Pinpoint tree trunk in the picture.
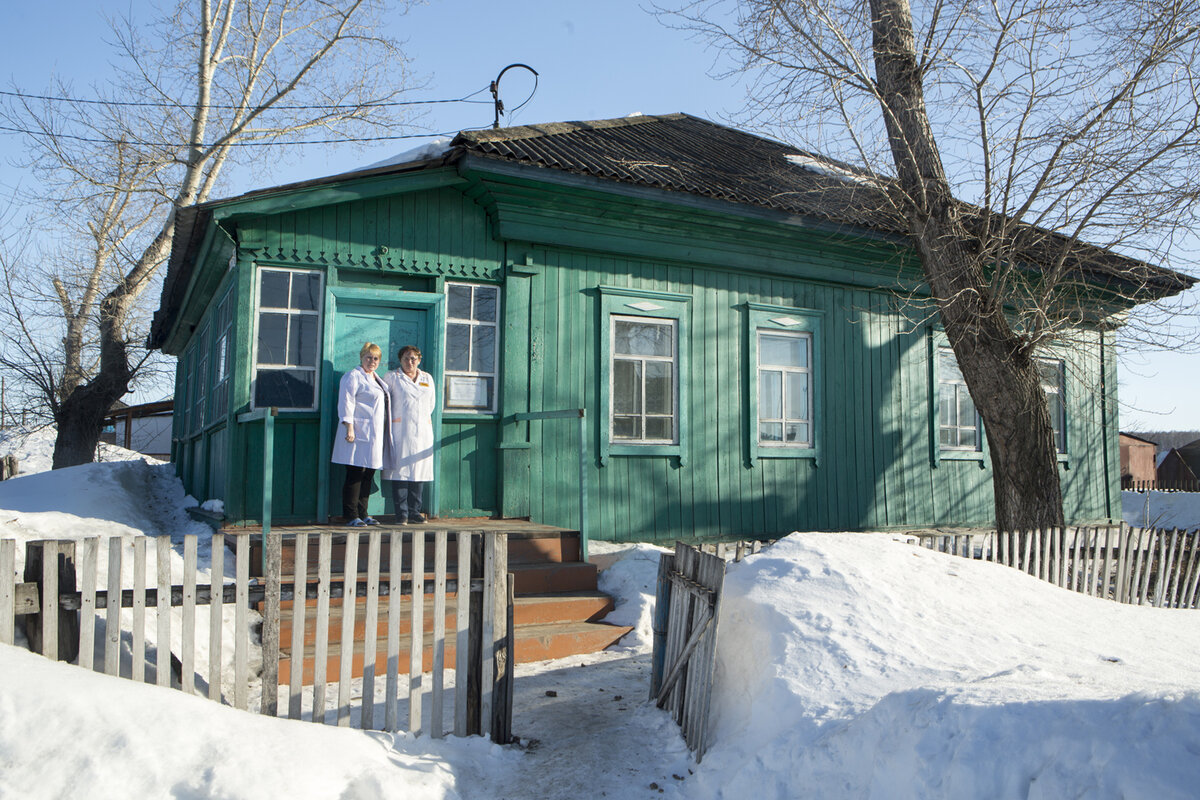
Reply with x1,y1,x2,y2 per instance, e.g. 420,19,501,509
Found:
52,294,132,469
870,0,1064,530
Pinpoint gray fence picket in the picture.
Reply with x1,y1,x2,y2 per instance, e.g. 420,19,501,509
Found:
361,530,381,731
385,530,402,733
78,537,96,670
157,536,172,688
337,531,360,727
288,532,308,719
208,533,224,702
234,534,249,708
312,533,332,724
0,538,12,647
454,531,471,738
431,530,447,739
105,538,122,675
182,534,197,695
409,529,426,736
131,538,146,682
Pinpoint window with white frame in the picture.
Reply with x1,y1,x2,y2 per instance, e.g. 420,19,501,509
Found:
444,282,499,412
611,316,677,443
1037,357,1066,454
757,330,812,447
938,347,981,450
209,289,233,423
192,323,210,433
253,267,322,409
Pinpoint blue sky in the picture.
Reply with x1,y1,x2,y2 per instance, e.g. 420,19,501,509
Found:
2,0,1197,430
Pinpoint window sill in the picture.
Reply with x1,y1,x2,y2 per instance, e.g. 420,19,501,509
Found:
603,442,685,465
442,411,500,423
754,446,818,460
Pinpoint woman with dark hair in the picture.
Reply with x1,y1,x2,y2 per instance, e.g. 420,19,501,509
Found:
383,344,435,523
331,342,391,526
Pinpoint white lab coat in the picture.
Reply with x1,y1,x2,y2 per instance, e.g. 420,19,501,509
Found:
330,366,392,469
383,368,436,482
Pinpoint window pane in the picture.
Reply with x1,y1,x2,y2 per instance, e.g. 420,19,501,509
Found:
940,427,955,447
960,426,978,450
471,325,495,373
473,287,498,322
759,370,782,419
760,333,805,367
446,324,471,371
939,349,963,381
291,273,321,311
613,416,640,439
785,371,809,421
613,360,642,414
759,422,783,442
289,314,317,367
787,422,809,445
448,285,472,320
957,391,975,425
614,320,672,357
255,369,315,408
644,362,672,415
646,416,673,440
260,272,290,309
1037,359,1061,388
257,313,288,364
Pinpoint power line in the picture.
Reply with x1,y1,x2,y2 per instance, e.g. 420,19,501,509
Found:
0,123,471,148
0,86,493,111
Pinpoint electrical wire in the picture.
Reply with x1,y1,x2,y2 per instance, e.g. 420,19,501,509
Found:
0,86,493,111
0,124,466,148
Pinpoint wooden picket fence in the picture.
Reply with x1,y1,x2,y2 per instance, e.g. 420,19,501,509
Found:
0,530,513,739
1123,479,1200,493
909,525,1200,608
650,540,761,762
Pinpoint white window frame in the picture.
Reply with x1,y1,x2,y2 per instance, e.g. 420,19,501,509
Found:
937,346,982,452
609,314,679,445
745,304,822,464
1037,357,1067,455
250,266,323,411
756,329,813,448
443,281,500,414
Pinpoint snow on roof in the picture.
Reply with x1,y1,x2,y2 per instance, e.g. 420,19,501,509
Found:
361,137,453,170
784,152,876,185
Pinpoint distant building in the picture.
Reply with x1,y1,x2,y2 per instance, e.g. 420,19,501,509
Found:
1156,441,1200,488
101,400,173,461
1119,432,1158,486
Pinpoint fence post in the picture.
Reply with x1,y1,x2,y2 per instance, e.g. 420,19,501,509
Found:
23,540,78,662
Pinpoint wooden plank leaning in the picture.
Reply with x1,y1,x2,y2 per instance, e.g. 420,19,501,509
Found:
1138,529,1157,605
1182,532,1200,609
490,534,510,743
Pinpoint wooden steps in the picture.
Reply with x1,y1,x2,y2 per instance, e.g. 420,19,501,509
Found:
244,523,632,684
278,620,633,685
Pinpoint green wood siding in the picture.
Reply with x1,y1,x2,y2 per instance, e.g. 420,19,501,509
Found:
165,170,1119,537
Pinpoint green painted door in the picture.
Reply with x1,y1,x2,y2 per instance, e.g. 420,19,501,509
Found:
329,302,428,518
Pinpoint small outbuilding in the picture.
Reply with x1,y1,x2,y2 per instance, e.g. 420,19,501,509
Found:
1119,432,1159,486
149,113,1193,542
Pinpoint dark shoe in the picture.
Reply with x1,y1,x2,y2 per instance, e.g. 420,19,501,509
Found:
407,513,427,524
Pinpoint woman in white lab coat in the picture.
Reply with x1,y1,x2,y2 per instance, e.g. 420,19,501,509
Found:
330,342,391,526
383,344,436,523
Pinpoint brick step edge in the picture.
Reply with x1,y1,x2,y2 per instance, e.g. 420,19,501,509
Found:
277,621,635,685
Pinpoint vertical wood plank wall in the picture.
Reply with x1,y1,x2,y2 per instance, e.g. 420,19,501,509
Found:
171,184,1117,539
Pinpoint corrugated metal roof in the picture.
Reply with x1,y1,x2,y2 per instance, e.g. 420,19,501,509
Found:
453,113,898,232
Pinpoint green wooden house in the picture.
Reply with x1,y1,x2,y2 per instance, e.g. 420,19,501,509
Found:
149,113,1192,542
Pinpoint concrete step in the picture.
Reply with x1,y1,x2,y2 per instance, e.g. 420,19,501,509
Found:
278,620,634,685
274,591,616,647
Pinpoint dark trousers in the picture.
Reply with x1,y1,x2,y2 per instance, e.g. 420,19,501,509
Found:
390,480,424,520
342,465,375,520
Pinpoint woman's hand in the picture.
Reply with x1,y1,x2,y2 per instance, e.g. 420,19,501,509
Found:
344,422,355,443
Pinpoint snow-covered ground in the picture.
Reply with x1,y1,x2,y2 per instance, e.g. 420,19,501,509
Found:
1,435,1198,799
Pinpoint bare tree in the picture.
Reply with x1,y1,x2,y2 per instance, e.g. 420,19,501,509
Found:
1,0,416,468
656,0,1200,529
